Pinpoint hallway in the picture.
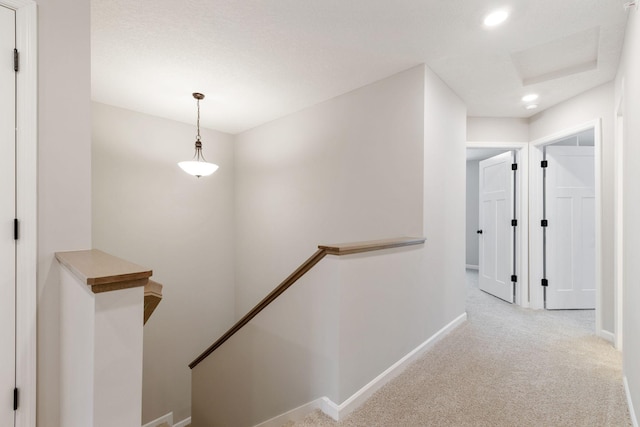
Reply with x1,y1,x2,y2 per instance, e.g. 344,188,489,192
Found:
290,270,631,426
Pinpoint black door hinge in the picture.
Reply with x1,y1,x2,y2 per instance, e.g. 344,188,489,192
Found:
541,279,549,287
14,49,19,72
511,163,518,171
511,275,518,282
13,388,18,411
541,160,548,168
541,219,548,227
14,218,18,240
511,219,518,227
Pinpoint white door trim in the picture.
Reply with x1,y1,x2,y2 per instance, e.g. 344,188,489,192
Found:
467,141,529,307
615,91,624,351
529,119,603,337
1,1,37,426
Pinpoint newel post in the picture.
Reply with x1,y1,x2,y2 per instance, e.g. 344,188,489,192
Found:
56,249,152,427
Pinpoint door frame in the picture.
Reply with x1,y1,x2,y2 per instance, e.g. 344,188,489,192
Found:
529,119,604,338
614,91,624,351
1,1,37,426
467,141,529,307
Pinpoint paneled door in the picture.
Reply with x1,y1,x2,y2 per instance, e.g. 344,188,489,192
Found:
545,146,596,309
0,5,16,426
478,152,514,303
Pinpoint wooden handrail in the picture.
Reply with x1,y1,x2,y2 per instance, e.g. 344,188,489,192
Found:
188,249,327,368
189,237,425,369
55,249,152,293
144,280,163,325
319,237,426,255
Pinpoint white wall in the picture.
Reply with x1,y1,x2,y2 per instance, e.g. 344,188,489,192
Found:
529,83,615,334
467,117,529,142
37,1,92,425
616,8,640,425
59,267,144,427
466,160,480,267
59,267,94,427
234,66,426,316
421,64,467,326
192,65,467,425
91,103,236,423
335,246,461,403
340,55,470,400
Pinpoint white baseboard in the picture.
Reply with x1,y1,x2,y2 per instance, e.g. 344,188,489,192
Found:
255,400,324,427
142,413,190,427
320,397,339,420
466,264,479,270
142,413,173,427
252,312,467,426
323,312,467,420
174,417,192,427
625,376,639,427
598,329,615,344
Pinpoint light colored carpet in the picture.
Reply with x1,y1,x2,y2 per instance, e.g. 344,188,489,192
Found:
287,270,631,426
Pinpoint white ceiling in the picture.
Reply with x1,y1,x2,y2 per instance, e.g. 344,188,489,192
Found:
91,0,629,134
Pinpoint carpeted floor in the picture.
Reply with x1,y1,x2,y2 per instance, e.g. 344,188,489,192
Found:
287,270,631,426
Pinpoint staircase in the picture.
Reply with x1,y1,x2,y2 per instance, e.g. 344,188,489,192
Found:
189,237,434,426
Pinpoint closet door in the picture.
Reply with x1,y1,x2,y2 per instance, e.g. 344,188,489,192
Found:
545,146,595,309
478,151,514,303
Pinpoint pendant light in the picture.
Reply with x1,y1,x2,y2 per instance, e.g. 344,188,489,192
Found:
178,92,219,177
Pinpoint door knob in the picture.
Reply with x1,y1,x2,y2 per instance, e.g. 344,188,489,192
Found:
477,230,483,234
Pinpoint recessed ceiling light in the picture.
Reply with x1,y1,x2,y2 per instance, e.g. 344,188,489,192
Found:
525,104,539,110
484,10,509,27
522,94,539,102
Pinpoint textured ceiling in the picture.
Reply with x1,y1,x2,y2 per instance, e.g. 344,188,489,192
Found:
91,0,629,134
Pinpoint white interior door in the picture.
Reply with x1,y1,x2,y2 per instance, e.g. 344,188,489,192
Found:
546,146,595,309
1,5,16,426
479,152,514,303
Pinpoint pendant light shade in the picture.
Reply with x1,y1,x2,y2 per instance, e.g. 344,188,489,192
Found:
179,92,219,177
178,159,219,177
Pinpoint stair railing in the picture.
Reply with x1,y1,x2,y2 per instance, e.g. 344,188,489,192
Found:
189,237,425,369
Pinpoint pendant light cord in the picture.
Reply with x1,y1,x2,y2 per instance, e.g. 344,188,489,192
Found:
194,95,207,161
196,97,201,143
